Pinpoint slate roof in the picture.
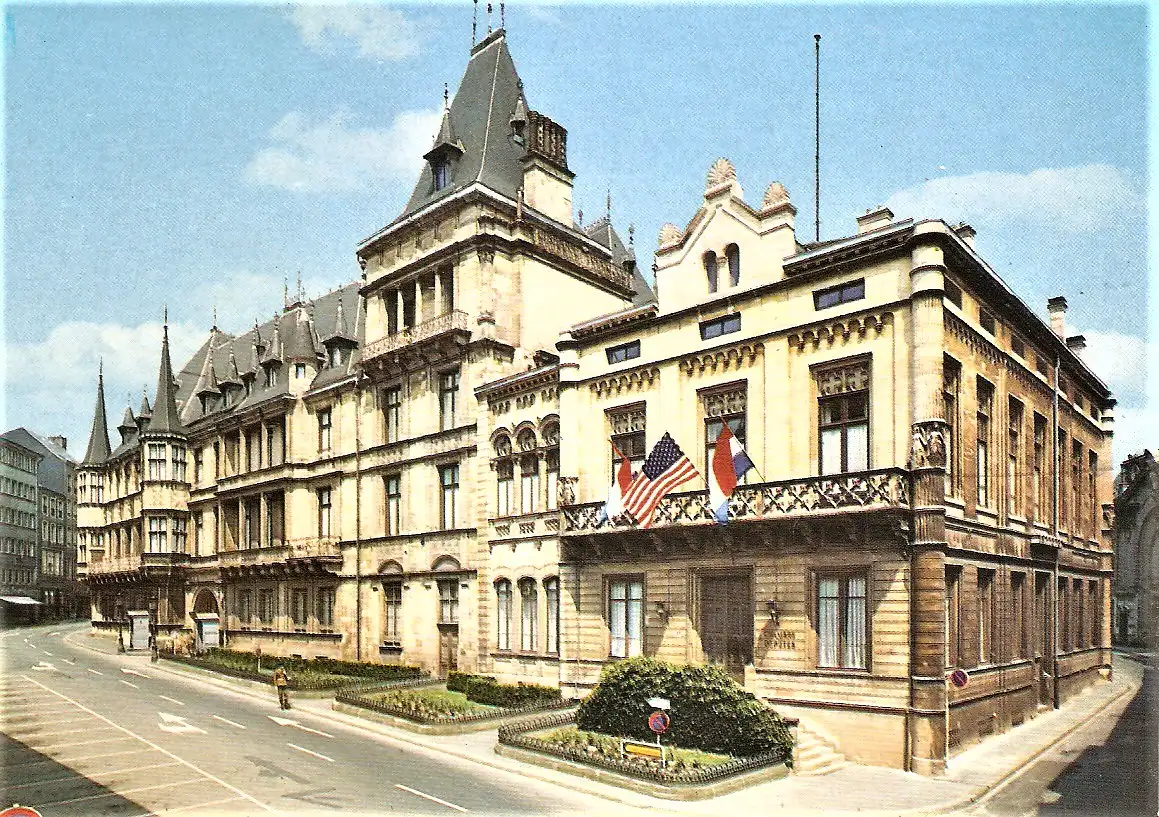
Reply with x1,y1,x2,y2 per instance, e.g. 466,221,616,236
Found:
147,325,185,435
397,29,529,222
81,369,111,466
2,428,75,495
582,216,656,307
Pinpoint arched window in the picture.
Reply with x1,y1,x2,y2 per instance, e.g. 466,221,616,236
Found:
704,251,719,293
543,423,560,511
519,577,538,651
494,434,513,516
496,579,512,651
726,243,740,287
517,429,539,514
544,577,560,655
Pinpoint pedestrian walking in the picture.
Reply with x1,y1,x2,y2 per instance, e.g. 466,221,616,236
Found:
273,664,291,710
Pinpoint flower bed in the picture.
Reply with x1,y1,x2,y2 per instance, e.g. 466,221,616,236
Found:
337,679,566,725
498,710,790,786
165,648,425,691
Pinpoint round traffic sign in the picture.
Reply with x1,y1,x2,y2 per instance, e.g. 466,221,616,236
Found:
950,669,969,688
648,710,670,734
2,806,44,817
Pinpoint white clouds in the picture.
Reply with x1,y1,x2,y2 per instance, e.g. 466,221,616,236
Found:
1080,330,1152,402
884,164,1141,233
288,5,422,61
244,109,441,193
1111,405,1158,465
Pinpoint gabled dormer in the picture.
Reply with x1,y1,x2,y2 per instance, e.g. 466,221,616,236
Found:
218,349,243,409
322,296,358,369
117,405,139,448
424,99,465,194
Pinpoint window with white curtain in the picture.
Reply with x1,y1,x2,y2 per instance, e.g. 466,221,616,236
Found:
815,360,870,475
608,577,644,658
520,577,538,651
817,574,867,669
496,579,512,651
545,577,560,655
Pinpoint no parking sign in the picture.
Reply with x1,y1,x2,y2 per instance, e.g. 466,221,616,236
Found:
648,710,670,734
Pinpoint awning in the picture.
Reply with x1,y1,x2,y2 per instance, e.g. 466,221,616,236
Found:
0,596,43,606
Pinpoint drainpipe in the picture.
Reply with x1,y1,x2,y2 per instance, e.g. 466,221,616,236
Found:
1051,352,1061,707
354,376,364,662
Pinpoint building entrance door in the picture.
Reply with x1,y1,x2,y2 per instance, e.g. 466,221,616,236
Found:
196,615,220,650
1034,573,1052,707
438,624,459,677
128,611,151,651
699,574,753,680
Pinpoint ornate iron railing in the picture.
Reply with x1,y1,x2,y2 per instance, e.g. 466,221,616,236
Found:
362,310,470,362
561,468,910,533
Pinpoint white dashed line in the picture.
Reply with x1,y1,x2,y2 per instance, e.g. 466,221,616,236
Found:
211,715,246,729
120,680,139,689
395,784,469,813
88,668,104,675
286,742,334,763
158,695,185,706
62,658,76,665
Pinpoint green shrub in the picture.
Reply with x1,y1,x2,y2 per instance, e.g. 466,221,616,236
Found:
446,671,493,694
199,648,423,682
575,657,793,758
443,672,559,708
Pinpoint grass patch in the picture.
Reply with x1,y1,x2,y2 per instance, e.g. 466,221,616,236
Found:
537,725,734,770
369,687,499,719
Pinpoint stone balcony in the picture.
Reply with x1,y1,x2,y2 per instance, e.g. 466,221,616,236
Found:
362,310,471,370
87,551,190,583
560,468,911,556
218,538,341,578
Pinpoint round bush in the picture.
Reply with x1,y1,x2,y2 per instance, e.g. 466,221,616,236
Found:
576,657,793,758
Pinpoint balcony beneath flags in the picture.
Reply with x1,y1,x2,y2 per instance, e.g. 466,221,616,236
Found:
560,468,912,560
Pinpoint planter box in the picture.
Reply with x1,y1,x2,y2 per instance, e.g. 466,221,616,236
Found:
334,685,572,735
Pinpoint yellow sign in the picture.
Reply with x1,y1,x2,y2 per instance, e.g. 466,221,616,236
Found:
622,740,663,759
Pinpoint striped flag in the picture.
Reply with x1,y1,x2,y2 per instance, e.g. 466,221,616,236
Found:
622,433,700,528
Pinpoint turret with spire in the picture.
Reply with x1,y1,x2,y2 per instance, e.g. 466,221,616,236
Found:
82,362,112,466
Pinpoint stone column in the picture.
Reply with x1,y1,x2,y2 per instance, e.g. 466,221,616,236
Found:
414,278,424,326
394,288,404,334
433,269,444,316
908,235,950,776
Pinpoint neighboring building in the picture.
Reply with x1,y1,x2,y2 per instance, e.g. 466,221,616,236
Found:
1,428,84,620
1,434,42,621
1112,450,1159,646
79,26,1116,775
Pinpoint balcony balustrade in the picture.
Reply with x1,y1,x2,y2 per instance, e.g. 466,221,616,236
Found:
561,468,911,533
87,551,190,578
363,310,470,364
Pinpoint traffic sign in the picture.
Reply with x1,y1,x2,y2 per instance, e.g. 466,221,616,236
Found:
648,710,670,734
950,669,969,688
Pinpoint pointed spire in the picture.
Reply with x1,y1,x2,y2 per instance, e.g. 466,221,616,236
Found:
138,386,152,419
211,305,217,331
444,82,450,109
82,363,112,466
606,189,612,220
500,2,505,29
118,404,137,433
148,322,185,435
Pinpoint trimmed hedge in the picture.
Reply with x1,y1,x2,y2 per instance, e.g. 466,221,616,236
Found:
445,671,560,708
576,657,794,758
195,648,425,682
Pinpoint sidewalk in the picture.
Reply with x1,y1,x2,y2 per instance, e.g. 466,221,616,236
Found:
65,627,1144,816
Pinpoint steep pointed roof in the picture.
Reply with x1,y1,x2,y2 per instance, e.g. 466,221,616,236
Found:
282,306,320,362
193,331,221,396
148,324,185,435
82,366,111,466
118,405,137,432
138,390,152,419
583,217,656,307
219,349,242,387
424,106,465,162
323,296,357,345
399,29,528,220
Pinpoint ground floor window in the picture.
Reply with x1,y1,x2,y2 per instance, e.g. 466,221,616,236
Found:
817,573,867,669
496,579,512,651
545,577,560,655
317,587,335,631
608,577,644,658
291,588,308,630
383,583,402,644
258,588,275,626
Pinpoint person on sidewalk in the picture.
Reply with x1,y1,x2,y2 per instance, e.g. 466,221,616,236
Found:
273,664,291,710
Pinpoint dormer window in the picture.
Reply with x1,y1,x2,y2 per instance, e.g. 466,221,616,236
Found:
433,160,450,191
295,363,307,379
329,346,345,368
512,119,525,144
265,367,277,388
726,244,740,287
704,251,719,294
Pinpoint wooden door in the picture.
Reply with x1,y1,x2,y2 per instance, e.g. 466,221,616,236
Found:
438,625,459,676
700,574,753,680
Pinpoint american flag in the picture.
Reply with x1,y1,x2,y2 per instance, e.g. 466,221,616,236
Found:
622,433,700,528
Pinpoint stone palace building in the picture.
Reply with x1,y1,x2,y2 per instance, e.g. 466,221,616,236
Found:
78,27,1115,774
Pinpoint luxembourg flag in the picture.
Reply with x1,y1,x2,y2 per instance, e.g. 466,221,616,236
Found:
600,443,634,523
708,424,756,525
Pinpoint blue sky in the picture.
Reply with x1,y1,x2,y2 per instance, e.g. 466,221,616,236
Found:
2,2,1151,464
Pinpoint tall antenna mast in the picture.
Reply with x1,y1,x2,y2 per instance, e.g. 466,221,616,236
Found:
814,33,821,243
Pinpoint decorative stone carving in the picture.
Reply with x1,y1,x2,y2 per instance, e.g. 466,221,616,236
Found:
910,420,948,469
559,476,578,507
762,182,790,209
703,385,747,418
816,360,870,396
706,157,737,190
476,246,495,266
658,223,681,247
607,405,646,434
1102,502,1116,531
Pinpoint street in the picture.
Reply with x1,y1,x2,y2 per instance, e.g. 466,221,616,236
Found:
0,623,644,816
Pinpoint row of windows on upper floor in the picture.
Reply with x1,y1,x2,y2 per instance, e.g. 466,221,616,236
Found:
0,446,38,473
0,537,35,557
1,568,35,586
0,476,36,501
381,267,455,336
1,507,36,529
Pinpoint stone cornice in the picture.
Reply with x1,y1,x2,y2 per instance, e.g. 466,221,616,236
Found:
787,312,894,352
589,367,660,397
679,342,764,375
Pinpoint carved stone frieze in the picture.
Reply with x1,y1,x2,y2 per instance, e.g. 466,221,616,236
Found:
910,420,949,469
591,368,659,397
606,405,646,435
680,343,764,375
788,313,892,352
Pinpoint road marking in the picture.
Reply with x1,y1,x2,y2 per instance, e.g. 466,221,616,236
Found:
42,650,54,656
49,631,60,636
0,716,91,728
158,695,185,706
20,674,274,812
62,658,76,665
31,661,57,672
211,715,246,729
147,795,247,815
6,762,179,791
286,742,335,763
120,679,140,689
121,667,149,677
157,712,206,734
267,714,333,738
33,777,204,808
39,736,138,750
35,747,154,765
88,668,104,675
395,784,469,813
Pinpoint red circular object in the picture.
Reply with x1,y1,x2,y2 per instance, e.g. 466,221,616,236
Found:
648,710,670,734
950,669,969,688
2,807,44,817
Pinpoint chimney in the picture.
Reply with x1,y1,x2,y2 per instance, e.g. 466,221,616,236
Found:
1047,296,1068,337
855,205,894,234
1066,334,1087,357
953,222,977,248
48,435,68,452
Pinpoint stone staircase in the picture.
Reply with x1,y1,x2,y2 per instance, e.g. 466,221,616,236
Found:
792,720,848,775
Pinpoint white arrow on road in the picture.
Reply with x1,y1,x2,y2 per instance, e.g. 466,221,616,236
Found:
121,667,149,677
267,715,333,738
158,712,206,734
31,661,56,672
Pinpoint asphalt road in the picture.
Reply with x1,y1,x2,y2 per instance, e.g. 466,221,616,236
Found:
968,656,1158,817
0,623,646,817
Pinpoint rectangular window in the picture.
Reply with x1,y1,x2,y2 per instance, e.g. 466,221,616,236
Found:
817,574,868,669
384,474,401,536
703,384,748,481
383,583,402,643
1089,451,1099,539
545,578,560,655
976,378,993,507
1012,572,1027,659
1033,414,1047,523
238,590,252,626
172,518,187,553
496,460,513,517
194,449,204,483
605,340,641,364
259,588,274,625
1088,580,1099,647
978,569,995,665
699,313,742,340
438,579,458,624
979,309,996,335
439,464,459,530
147,517,167,552
317,587,335,630
943,357,961,496
1058,430,1068,530
520,578,538,652
520,455,540,514
317,487,332,538
1072,440,1083,539
1008,398,1023,517
318,409,332,452
148,444,166,480
816,359,870,475
1012,336,1025,358
384,385,402,443
545,448,560,512
496,580,512,651
439,369,460,432
946,566,961,667
944,279,963,308
608,404,647,479
171,446,187,482
608,577,644,658
291,588,308,629
1074,578,1085,648
813,279,865,310
1058,578,1070,651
